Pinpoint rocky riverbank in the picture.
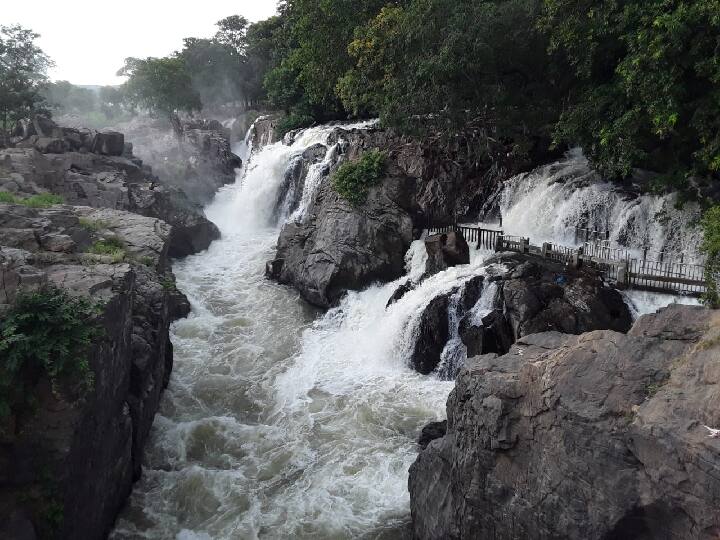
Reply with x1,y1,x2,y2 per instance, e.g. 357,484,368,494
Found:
409,304,720,539
0,114,237,539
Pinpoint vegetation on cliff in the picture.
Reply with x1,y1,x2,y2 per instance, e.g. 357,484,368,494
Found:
702,206,720,306
0,287,99,421
331,149,387,206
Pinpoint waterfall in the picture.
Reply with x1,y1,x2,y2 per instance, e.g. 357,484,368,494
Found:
112,131,702,539
499,149,705,263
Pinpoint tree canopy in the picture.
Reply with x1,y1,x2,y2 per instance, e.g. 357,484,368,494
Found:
0,24,52,130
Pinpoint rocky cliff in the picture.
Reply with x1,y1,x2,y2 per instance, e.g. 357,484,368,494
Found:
0,114,235,539
0,203,187,540
0,116,222,257
269,126,555,308
409,304,720,539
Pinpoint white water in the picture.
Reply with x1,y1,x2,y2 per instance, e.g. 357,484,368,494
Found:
500,149,705,263
112,121,460,539
112,132,703,539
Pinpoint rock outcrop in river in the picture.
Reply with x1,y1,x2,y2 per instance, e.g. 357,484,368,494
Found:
0,115,222,257
409,304,720,540
269,126,556,308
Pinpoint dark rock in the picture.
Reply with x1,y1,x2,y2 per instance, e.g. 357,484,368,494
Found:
409,304,720,540
92,131,125,156
418,420,447,449
410,293,452,374
265,258,284,279
424,232,470,277
34,137,67,154
387,280,415,307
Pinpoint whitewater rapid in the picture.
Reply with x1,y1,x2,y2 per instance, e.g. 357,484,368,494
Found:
112,130,701,539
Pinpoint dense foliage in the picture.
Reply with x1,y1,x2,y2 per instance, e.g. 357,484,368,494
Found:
118,56,202,117
702,206,720,307
0,287,100,420
0,25,52,130
331,150,387,205
543,0,720,181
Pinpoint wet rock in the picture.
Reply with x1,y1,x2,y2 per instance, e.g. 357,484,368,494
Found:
410,293,452,374
265,258,284,279
409,304,720,540
418,420,447,449
0,203,190,540
387,280,415,307
34,137,67,154
424,232,470,277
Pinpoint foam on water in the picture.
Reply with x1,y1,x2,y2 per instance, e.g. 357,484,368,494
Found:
112,120,462,540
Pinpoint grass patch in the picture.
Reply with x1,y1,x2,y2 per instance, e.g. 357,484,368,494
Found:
0,286,100,421
331,149,387,206
0,191,64,208
160,276,176,291
78,218,109,232
88,237,126,263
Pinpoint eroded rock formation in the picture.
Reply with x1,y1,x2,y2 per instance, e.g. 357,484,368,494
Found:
409,304,720,540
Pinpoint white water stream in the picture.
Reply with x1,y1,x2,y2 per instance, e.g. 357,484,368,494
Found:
112,130,701,539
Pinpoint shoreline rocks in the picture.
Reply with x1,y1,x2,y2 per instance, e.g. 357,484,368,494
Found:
409,304,720,540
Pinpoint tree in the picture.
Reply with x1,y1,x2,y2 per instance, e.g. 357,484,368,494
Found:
338,0,566,138
543,0,720,181
0,25,53,130
118,56,201,117
264,0,389,123
215,15,249,55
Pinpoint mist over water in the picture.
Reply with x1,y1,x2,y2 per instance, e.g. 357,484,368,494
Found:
112,130,700,540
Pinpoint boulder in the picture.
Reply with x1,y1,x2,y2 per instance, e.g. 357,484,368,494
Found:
418,420,447,449
92,131,125,156
387,280,415,307
265,258,284,279
424,232,470,277
410,293,452,374
34,137,67,154
409,305,720,540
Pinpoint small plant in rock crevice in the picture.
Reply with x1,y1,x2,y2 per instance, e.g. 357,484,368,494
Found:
331,149,387,206
88,237,126,263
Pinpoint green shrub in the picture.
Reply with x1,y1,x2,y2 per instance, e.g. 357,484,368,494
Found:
0,287,100,419
0,191,18,203
277,112,315,138
701,206,720,307
331,150,387,206
88,237,126,263
0,192,63,207
20,193,64,208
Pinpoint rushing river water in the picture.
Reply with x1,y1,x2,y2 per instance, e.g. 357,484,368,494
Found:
112,125,701,540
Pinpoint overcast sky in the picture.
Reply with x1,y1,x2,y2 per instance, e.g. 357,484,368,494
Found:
2,0,279,86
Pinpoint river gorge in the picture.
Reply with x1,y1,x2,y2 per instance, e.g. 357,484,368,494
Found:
109,121,703,539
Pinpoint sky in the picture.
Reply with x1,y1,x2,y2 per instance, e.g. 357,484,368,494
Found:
2,0,279,86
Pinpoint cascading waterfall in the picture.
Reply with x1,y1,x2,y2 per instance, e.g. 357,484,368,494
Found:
112,129,702,540
111,121,467,540
499,149,705,263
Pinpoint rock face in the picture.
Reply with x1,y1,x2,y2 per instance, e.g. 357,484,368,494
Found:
269,125,555,308
0,203,187,540
0,117,220,257
424,232,470,277
459,253,632,357
409,304,720,540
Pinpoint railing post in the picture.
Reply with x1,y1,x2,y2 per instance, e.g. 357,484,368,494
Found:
541,242,551,258
572,248,582,269
494,234,504,252
617,261,629,287
521,237,530,254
